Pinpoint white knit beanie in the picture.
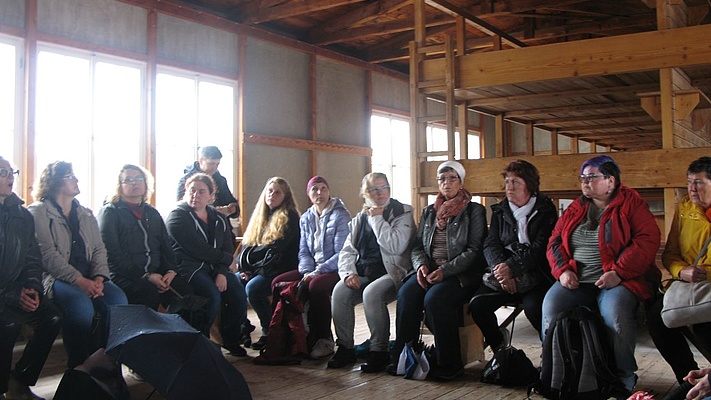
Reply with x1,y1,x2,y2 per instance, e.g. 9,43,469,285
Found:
437,160,466,181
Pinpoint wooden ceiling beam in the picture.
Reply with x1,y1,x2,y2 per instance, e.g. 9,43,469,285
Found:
311,0,412,34
310,14,452,45
424,0,527,47
503,101,641,116
238,0,365,25
466,83,659,106
421,24,711,89
471,0,590,18
532,111,651,124
365,24,453,62
556,121,660,133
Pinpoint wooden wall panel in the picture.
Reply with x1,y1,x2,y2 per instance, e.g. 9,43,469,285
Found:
38,0,147,54
0,0,24,29
419,147,711,196
157,14,239,74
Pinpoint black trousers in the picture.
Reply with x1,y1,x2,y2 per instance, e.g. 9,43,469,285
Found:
0,300,62,393
646,294,711,383
469,283,547,350
116,274,194,312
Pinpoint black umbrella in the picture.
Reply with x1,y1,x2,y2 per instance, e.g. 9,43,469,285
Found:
105,304,252,400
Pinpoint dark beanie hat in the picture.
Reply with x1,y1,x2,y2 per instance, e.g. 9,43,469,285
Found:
307,176,329,194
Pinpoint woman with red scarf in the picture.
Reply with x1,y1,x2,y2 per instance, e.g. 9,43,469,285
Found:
386,161,488,381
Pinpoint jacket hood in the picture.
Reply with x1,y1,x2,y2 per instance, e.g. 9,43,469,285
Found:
308,197,348,217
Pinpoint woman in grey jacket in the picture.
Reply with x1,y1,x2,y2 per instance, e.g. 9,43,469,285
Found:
387,161,487,381
29,161,127,368
328,173,415,373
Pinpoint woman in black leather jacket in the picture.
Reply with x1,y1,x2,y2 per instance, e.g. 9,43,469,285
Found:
387,160,487,381
98,164,194,313
469,160,557,354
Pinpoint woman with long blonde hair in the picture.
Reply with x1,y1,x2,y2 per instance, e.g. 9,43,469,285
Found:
237,177,300,350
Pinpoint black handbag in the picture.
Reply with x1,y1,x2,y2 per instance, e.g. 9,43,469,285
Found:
165,287,210,331
480,318,538,386
238,245,281,276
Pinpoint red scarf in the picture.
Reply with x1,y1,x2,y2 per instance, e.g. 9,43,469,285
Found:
434,189,472,230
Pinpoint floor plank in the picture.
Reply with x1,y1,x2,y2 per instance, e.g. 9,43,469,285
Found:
14,303,707,399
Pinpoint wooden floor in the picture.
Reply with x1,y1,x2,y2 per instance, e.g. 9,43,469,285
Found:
17,303,707,400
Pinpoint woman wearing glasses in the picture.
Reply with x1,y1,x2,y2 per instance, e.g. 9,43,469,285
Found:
644,156,711,399
543,154,661,393
387,160,488,380
97,164,194,317
328,173,415,372
29,161,128,368
272,176,350,360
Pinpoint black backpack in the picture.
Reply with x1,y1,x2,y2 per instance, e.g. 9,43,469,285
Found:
529,306,628,400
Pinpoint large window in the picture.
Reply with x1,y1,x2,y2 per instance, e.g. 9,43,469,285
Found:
0,37,20,168
371,114,411,205
35,48,143,210
154,71,236,218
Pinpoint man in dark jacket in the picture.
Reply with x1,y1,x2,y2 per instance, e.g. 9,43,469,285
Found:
0,157,61,400
176,146,240,218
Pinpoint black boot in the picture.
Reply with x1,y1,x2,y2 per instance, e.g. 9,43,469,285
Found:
361,351,390,373
663,381,694,400
327,347,356,369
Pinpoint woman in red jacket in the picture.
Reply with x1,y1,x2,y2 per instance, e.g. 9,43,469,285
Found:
543,155,661,393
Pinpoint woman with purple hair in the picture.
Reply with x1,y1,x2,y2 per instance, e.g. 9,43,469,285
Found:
543,155,661,393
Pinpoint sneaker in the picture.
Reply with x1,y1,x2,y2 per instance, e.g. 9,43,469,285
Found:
250,336,268,351
5,376,44,400
310,338,335,359
360,351,390,373
327,347,356,369
663,381,694,400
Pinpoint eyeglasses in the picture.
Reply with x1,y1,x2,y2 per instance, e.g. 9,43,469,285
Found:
437,176,459,184
578,174,607,183
0,168,19,178
122,176,145,184
368,185,390,193
63,174,77,181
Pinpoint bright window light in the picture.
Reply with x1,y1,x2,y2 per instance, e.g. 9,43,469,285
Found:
35,49,142,210
371,114,411,206
0,41,16,161
155,72,235,218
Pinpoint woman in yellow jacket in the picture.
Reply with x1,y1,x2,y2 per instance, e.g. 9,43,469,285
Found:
646,156,711,399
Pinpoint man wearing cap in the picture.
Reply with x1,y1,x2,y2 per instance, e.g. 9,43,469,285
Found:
176,146,240,218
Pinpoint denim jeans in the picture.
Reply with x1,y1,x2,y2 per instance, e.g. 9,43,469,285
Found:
332,274,397,352
391,274,474,370
190,269,247,347
52,279,127,368
542,281,639,391
244,273,273,336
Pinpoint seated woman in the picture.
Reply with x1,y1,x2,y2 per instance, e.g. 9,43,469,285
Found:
646,156,711,397
28,161,128,368
328,173,415,372
97,164,194,322
543,155,661,393
470,160,557,352
272,176,350,360
237,177,300,351
166,173,247,356
387,160,488,381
